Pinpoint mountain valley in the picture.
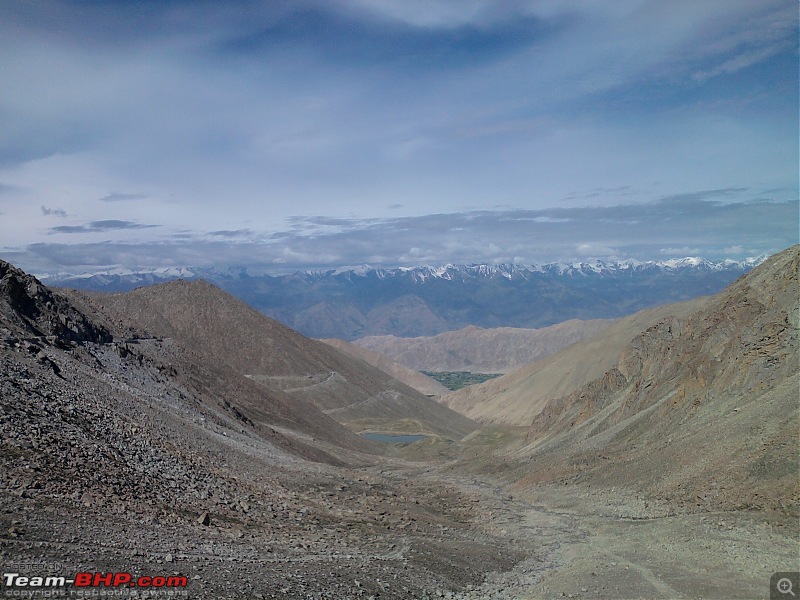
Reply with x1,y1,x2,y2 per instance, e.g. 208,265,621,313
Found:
2,247,798,599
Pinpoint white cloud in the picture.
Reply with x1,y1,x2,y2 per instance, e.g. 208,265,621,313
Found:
0,1,795,271
99,192,149,203
5,195,795,274
340,0,515,29
575,243,620,258
660,247,701,255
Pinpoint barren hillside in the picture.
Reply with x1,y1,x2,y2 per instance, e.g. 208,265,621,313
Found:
91,280,477,439
2,253,797,599
508,245,799,513
441,300,706,425
3,259,371,463
0,260,524,598
355,319,615,374
320,338,449,397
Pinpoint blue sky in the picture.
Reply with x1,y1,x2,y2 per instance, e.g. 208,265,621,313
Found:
1,0,797,273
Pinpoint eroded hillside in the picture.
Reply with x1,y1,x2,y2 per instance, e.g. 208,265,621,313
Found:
440,300,706,425
2,251,797,599
88,279,477,439
501,245,799,514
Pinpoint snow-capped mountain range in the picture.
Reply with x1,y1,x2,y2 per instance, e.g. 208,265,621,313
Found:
312,255,768,282
39,254,766,286
36,255,768,340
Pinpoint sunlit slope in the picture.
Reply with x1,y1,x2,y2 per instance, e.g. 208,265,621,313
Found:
441,299,707,425
512,245,799,512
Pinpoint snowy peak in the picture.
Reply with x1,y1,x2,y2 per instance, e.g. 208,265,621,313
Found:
27,250,776,339
37,266,196,283
35,255,767,287
318,256,767,282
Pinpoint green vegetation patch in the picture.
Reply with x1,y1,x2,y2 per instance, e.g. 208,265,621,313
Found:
421,370,502,391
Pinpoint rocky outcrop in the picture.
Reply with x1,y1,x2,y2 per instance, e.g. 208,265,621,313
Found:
516,245,799,513
0,259,111,344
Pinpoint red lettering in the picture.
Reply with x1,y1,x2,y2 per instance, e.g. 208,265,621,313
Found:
75,571,186,589
93,573,114,586
166,576,188,587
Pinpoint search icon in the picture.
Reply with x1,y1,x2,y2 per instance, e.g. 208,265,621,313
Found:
778,578,796,596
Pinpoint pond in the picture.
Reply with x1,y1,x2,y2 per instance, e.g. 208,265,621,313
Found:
360,433,428,444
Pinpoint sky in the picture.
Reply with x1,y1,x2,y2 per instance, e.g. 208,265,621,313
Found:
0,0,798,274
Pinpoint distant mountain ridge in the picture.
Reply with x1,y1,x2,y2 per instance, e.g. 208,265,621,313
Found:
312,255,766,281
40,256,766,339
354,319,616,374
39,255,766,285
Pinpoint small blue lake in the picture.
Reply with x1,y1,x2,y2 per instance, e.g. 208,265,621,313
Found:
360,433,428,444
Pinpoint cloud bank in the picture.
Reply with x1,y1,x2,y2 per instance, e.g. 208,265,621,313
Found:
6,192,796,274
0,1,796,273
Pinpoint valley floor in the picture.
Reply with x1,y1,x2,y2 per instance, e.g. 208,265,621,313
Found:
2,450,796,599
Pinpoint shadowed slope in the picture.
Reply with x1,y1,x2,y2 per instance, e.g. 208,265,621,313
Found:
94,280,478,439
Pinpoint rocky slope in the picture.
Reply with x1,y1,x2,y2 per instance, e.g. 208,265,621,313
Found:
0,260,111,344
355,319,615,374
2,253,797,599
507,245,799,513
88,279,477,439
440,299,706,425
0,260,519,599
2,259,371,465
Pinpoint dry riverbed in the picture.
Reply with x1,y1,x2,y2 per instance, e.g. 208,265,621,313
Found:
2,449,796,599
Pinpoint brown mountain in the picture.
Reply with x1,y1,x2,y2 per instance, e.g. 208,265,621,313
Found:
3,254,797,598
354,319,615,375
506,245,799,513
320,338,449,397
1,257,367,495
440,301,705,425
0,261,524,597
90,279,477,439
